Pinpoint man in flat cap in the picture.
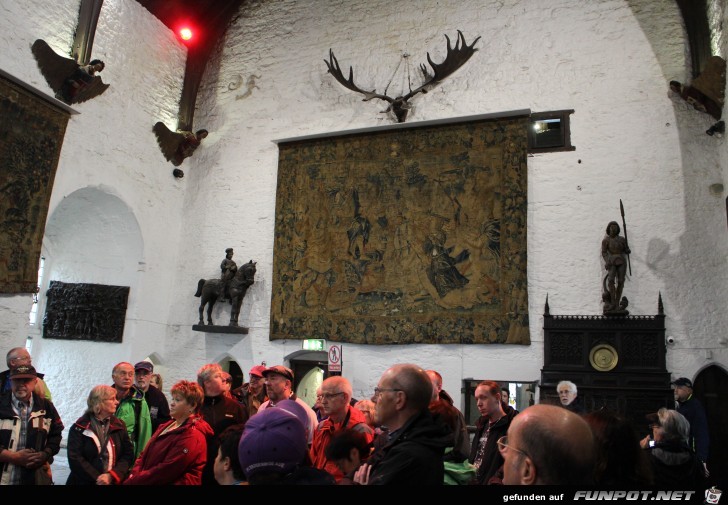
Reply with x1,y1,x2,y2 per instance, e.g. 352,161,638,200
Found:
0,365,64,485
258,365,318,444
231,364,268,417
672,377,710,477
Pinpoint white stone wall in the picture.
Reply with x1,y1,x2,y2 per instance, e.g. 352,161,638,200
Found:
0,0,726,433
0,0,187,421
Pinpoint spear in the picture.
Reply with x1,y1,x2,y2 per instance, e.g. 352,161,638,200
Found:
619,199,631,276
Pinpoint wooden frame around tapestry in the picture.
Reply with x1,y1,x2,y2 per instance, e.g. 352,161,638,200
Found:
0,72,70,293
271,113,530,345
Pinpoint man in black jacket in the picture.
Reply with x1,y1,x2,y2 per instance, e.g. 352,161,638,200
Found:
469,380,517,484
0,365,64,485
353,364,452,485
672,377,710,477
134,361,170,434
197,363,247,485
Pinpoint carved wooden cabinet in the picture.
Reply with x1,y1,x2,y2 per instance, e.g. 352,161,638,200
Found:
540,297,673,434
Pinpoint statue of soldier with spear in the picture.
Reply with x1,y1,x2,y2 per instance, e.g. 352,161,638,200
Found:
601,201,632,314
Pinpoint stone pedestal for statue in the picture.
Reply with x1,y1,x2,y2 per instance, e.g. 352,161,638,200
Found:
192,324,248,334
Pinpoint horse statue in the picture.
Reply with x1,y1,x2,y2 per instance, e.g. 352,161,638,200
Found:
195,260,256,326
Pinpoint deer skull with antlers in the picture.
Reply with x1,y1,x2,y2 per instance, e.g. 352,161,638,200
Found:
324,30,481,123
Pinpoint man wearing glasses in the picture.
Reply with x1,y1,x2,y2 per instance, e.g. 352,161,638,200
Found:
1,348,52,400
309,376,374,482
499,404,595,485
353,363,451,485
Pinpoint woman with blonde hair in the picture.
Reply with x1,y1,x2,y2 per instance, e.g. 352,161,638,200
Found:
150,373,163,392
124,380,213,485
66,385,134,485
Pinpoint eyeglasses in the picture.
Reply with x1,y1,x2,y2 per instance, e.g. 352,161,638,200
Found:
8,356,30,363
496,436,529,458
374,387,403,397
319,392,345,401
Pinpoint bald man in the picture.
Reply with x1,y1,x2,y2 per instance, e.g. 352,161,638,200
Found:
501,404,595,485
1,347,52,400
354,364,452,485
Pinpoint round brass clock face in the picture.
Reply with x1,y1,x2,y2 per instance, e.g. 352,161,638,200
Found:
589,344,618,371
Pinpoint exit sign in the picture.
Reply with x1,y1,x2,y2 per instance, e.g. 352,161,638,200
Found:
303,339,325,351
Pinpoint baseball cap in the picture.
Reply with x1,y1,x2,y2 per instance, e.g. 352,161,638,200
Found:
238,407,307,479
249,365,267,378
671,377,693,388
9,365,38,380
262,365,294,382
134,361,153,373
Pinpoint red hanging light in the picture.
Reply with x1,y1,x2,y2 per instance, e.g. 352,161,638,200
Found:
179,27,193,41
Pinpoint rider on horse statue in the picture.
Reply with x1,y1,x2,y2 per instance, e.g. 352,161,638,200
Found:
220,248,237,302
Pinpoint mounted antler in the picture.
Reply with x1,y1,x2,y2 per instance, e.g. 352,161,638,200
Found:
324,30,481,122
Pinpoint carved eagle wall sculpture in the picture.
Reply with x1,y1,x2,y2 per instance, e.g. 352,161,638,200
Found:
324,30,481,122
31,39,109,105
152,122,209,177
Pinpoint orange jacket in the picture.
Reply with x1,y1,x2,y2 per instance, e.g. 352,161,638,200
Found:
309,405,374,482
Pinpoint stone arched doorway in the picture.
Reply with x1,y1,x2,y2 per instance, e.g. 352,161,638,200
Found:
285,350,328,408
694,364,728,490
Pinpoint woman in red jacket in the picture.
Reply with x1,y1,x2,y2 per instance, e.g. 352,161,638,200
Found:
124,380,213,485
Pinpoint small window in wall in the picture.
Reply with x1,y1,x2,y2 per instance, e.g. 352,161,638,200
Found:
28,256,45,326
528,110,575,153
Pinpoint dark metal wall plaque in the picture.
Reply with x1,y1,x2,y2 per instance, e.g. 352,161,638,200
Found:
0,73,70,293
271,115,530,345
42,281,129,343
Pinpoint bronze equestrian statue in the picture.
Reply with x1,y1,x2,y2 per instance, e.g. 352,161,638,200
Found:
195,260,256,326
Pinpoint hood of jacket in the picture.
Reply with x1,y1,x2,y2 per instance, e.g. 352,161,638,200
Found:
185,414,214,437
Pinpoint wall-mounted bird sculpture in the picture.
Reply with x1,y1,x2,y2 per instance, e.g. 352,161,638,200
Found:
324,30,481,123
31,39,109,105
152,122,209,177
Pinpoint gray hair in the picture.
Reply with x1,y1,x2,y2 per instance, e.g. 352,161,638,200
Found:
557,380,577,394
6,347,29,367
197,363,223,388
86,385,117,416
656,408,690,443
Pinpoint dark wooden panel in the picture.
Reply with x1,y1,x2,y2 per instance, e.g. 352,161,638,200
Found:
541,305,672,432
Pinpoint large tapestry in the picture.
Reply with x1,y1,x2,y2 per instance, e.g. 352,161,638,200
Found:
271,115,530,345
0,74,69,293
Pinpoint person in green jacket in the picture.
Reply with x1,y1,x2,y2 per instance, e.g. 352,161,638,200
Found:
111,362,152,459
